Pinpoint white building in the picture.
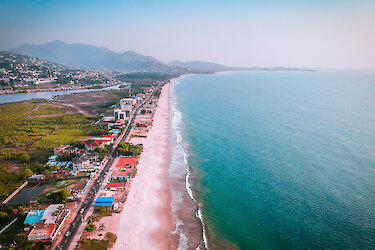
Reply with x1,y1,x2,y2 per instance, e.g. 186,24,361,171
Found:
72,155,90,171
114,108,127,121
120,98,136,109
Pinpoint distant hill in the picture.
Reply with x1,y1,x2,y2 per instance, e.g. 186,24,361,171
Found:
169,60,315,72
10,40,189,73
10,41,315,73
168,60,231,72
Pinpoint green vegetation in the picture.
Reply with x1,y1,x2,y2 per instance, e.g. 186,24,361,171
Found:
115,72,178,85
105,232,117,244
116,142,143,156
32,104,65,116
81,238,111,250
95,145,112,159
85,224,96,232
56,152,76,162
0,102,108,199
81,232,117,250
0,209,37,249
94,207,113,217
38,189,68,204
0,167,32,197
71,140,85,149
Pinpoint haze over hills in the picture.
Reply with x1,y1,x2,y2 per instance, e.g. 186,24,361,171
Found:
9,40,314,73
10,40,188,73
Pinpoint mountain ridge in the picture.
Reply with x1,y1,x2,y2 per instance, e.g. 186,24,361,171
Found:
10,40,315,73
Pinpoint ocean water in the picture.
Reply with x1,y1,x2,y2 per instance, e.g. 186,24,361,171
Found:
172,71,375,249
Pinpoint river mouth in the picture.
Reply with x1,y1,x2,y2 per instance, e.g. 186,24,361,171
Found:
7,183,48,205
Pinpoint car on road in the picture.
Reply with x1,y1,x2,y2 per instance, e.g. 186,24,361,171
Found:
65,231,71,237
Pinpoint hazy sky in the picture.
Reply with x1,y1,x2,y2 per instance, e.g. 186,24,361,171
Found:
1,0,375,68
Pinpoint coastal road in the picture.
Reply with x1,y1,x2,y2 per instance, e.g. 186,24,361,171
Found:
59,87,157,250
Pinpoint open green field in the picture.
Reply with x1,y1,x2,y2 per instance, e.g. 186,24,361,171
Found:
0,102,107,198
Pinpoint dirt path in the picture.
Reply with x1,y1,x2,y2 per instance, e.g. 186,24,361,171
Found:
56,103,90,116
25,104,40,118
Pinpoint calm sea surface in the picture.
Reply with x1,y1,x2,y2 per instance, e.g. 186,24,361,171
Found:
174,71,375,249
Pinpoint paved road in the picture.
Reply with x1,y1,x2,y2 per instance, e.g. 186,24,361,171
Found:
59,88,157,250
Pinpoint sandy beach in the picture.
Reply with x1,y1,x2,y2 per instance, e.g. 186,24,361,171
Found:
113,82,174,250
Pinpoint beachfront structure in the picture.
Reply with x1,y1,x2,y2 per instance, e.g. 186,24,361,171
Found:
111,157,138,181
105,182,127,191
94,197,115,209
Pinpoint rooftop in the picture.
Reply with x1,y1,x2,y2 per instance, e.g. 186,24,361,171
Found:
94,196,115,207
42,204,62,225
106,182,127,187
24,210,45,224
85,140,103,147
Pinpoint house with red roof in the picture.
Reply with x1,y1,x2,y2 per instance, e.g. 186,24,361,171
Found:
85,140,104,152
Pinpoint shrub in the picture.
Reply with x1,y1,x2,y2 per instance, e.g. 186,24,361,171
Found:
105,232,117,245
81,238,110,250
85,224,96,232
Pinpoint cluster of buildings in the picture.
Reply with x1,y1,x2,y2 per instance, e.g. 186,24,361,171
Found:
0,51,121,94
105,157,138,191
48,135,116,174
104,93,148,129
23,204,70,242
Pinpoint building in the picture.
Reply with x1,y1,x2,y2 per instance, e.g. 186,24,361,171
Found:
54,145,70,155
27,224,55,241
72,154,90,171
105,182,127,191
85,140,103,152
136,93,146,100
94,197,115,210
120,98,136,109
41,204,62,225
26,204,70,242
91,136,114,145
28,174,45,183
114,108,126,121
48,155,58,164
111,157,138,181
86,152,99,163
24,210,45,225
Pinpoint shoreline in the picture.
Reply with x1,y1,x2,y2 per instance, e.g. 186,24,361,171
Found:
169,76,207,249
113,81,175,249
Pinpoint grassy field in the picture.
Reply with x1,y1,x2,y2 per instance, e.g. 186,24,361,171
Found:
0,102,106,199
31,104,66,116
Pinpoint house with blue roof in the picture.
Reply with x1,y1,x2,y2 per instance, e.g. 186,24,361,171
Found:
94,197,115,210
24,210,45,225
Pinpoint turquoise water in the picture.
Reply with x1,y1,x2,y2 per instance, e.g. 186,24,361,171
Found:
174,71,375,249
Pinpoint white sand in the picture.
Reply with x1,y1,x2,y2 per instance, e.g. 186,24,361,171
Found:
113,83,174,250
